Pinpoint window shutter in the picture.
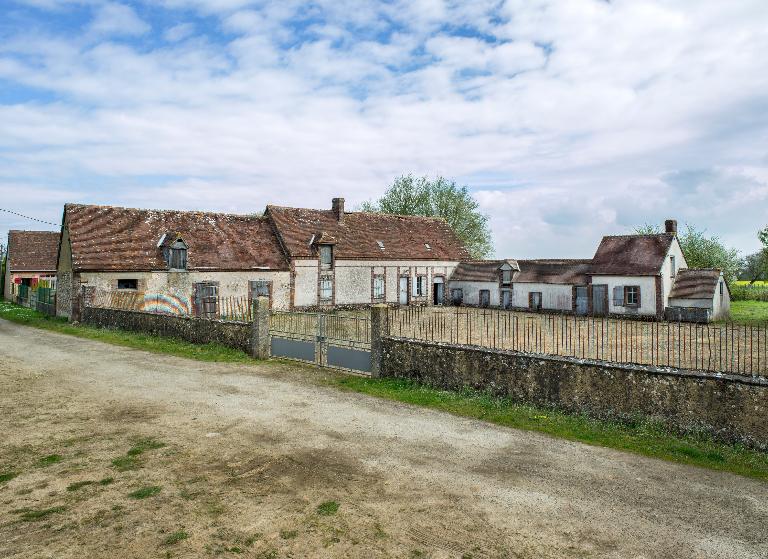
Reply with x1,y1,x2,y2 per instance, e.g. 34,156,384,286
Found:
193,283,201,316
636,286,641,308
613,286,624,307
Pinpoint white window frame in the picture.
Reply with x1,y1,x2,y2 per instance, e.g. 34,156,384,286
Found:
413,275,427,297
373,275,385,299
319,277,333,301
319,245,333,270
624,285,640,307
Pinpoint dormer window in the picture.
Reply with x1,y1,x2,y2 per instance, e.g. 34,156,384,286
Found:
499,262,513,286
169,240,187,270
320,244,333,270
377,240,385,250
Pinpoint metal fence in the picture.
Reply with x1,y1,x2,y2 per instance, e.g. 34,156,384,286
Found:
88,290,253,322
388,306,768,377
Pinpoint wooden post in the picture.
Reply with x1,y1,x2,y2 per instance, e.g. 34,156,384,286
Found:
250,296,271,359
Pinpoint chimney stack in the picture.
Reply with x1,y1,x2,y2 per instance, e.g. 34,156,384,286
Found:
332,198,345,224
665,219,677,234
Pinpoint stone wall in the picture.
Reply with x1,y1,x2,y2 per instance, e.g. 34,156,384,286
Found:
82,307,252,353
380,336,768,449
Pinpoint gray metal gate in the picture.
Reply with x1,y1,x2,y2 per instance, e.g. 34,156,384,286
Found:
269,311,372,374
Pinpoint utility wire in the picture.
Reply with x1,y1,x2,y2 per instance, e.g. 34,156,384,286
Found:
0,208,59,227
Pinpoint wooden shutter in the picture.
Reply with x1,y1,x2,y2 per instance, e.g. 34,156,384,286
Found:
613,286,624,307
636,286,641,308
192,283,202,317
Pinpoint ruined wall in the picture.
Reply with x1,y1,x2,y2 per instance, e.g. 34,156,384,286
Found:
82,307,252,353
380,337,768,449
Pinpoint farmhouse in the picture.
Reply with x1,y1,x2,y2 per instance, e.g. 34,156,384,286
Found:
56,204,290,319
266,198,469,308
3,230,59,304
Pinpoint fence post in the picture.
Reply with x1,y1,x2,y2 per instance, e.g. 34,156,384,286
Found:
250,296,271,359
371,304,389,378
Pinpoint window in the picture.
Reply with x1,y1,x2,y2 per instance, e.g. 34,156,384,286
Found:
250,280,270,299
529,292,542,310
376,240,385,250
720,281,724,297
670,255,676,277
451,288,464,305
501,269,512,286
320,277,333,300
319,245,333,269
624,286,640,307
479,289,490,308
373,275,385,299
413,275,427,297
117,279,138,290
168,240,187,270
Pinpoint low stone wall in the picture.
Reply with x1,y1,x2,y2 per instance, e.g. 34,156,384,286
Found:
381,337,768,449
82,307,252,353
665,306,711,323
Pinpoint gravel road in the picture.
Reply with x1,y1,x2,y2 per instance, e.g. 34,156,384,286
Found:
1,318,766,558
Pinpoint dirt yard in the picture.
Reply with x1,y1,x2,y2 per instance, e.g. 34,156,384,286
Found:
1,319,767,559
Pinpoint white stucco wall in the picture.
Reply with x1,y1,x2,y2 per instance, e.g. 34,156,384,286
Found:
511,283,573,311
80,270,292,310
591,275,658,316
661,237,688,308
292,258,459,307
448,280,499,306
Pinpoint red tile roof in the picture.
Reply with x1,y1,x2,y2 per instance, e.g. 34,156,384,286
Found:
516,259,592,284
266,205,470,261
7,230,60,272
590,234,675,276
64,204,288,272
669,268,724,299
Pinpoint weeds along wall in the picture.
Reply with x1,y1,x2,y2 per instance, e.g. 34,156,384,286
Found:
82,307,252,353
380,336,768,449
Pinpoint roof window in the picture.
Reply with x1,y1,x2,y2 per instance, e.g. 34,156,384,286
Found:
377,240,385,250
425,243,431,250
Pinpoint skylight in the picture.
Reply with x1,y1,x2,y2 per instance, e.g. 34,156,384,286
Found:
425,243,431,250
377,240,385,249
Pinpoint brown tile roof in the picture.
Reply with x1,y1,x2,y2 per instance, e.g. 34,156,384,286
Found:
7,230,60,272
590,234,675,276
266,205,470,260
669,269,723,299
64,204,288,272
450,261,507,282
515,259,592,284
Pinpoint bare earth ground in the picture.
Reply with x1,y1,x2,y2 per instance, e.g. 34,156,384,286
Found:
0,319,767,559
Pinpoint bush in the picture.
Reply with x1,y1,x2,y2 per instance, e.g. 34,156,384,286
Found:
730,283,768,302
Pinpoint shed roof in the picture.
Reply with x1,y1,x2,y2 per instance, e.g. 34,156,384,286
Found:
450,261,509,282
63,204,288,272
668,268,724,300
7,230,59,272
515,259,593,284
590,233,675,276
266,205,469,261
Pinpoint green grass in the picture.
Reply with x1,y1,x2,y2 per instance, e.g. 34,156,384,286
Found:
111,455,140,471
36,454,63,467
332,376,768,481
16,506,67,521
163,530,189,545
128,485,162,499
280,529,298,539
66,480,95,491
316,501,340,516
728,300,768,324
0,472,19,483
112,437,166,471
0,301,253,363
99,477,114,486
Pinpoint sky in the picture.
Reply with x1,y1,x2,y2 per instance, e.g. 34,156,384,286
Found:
1,0,767,259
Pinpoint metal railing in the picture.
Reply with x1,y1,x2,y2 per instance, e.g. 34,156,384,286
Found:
388,306,768,377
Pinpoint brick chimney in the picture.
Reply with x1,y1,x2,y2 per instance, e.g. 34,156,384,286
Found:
332,198,345,224
665,219,677,234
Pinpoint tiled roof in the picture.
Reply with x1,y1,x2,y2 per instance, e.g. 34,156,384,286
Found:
669,268,723,299
450,261,506,282
266,205,470,260
515,259,592,284
7,230,59,272
64,204,288,272
590,234,675,276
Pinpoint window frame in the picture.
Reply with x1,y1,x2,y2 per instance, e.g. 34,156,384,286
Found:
373,274,385,300
319,244,333,270
319,277,333,301
501,269,512,286
529,291,542,310
117,278,138,290
670,255,676,278
624,285,640,307
413,275,427,297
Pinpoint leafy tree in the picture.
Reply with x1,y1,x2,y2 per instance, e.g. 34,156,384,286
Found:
741,251,768,283
360,175,493,258
634,223,742,283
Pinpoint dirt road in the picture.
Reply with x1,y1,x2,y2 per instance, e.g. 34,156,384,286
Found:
1,319,766,558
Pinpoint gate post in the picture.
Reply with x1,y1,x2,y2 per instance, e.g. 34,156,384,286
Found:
370,304,389,378
250,296,271,359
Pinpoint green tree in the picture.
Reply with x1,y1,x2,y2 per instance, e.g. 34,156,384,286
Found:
634,223,742,283
741,251,768,283
360,175,493,258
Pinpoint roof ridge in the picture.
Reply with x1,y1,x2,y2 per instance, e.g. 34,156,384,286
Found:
268,204,448,222
601,233,675,239
66,203,265,220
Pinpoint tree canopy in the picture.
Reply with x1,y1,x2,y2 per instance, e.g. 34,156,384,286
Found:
634,223,742,283
360,175,493,259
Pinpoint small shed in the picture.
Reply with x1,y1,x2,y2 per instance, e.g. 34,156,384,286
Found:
666,269,730,322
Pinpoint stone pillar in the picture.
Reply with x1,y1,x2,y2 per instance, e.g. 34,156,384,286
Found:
250,296,271,359
370,304,389,378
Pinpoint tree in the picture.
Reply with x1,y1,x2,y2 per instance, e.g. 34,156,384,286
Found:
741,251,768,283
633,223,742,283
360,175,493,258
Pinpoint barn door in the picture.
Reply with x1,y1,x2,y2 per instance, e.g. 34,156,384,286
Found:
193,281,219,318
592,285,608,316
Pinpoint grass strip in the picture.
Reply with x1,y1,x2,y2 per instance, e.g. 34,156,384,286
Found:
0,301,252,363
332,376,768,481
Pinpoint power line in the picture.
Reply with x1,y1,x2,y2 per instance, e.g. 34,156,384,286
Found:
0,208,59,227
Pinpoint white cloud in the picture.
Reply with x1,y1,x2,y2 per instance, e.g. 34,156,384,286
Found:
90,2,150,36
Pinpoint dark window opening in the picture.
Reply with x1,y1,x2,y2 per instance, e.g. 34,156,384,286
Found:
529,292,542,310
451,288,464,305
117,279,138,290
501,269,512,286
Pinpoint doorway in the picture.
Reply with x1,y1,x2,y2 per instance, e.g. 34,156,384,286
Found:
399,277,409,305
591,284,608,316
432,277,444,305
